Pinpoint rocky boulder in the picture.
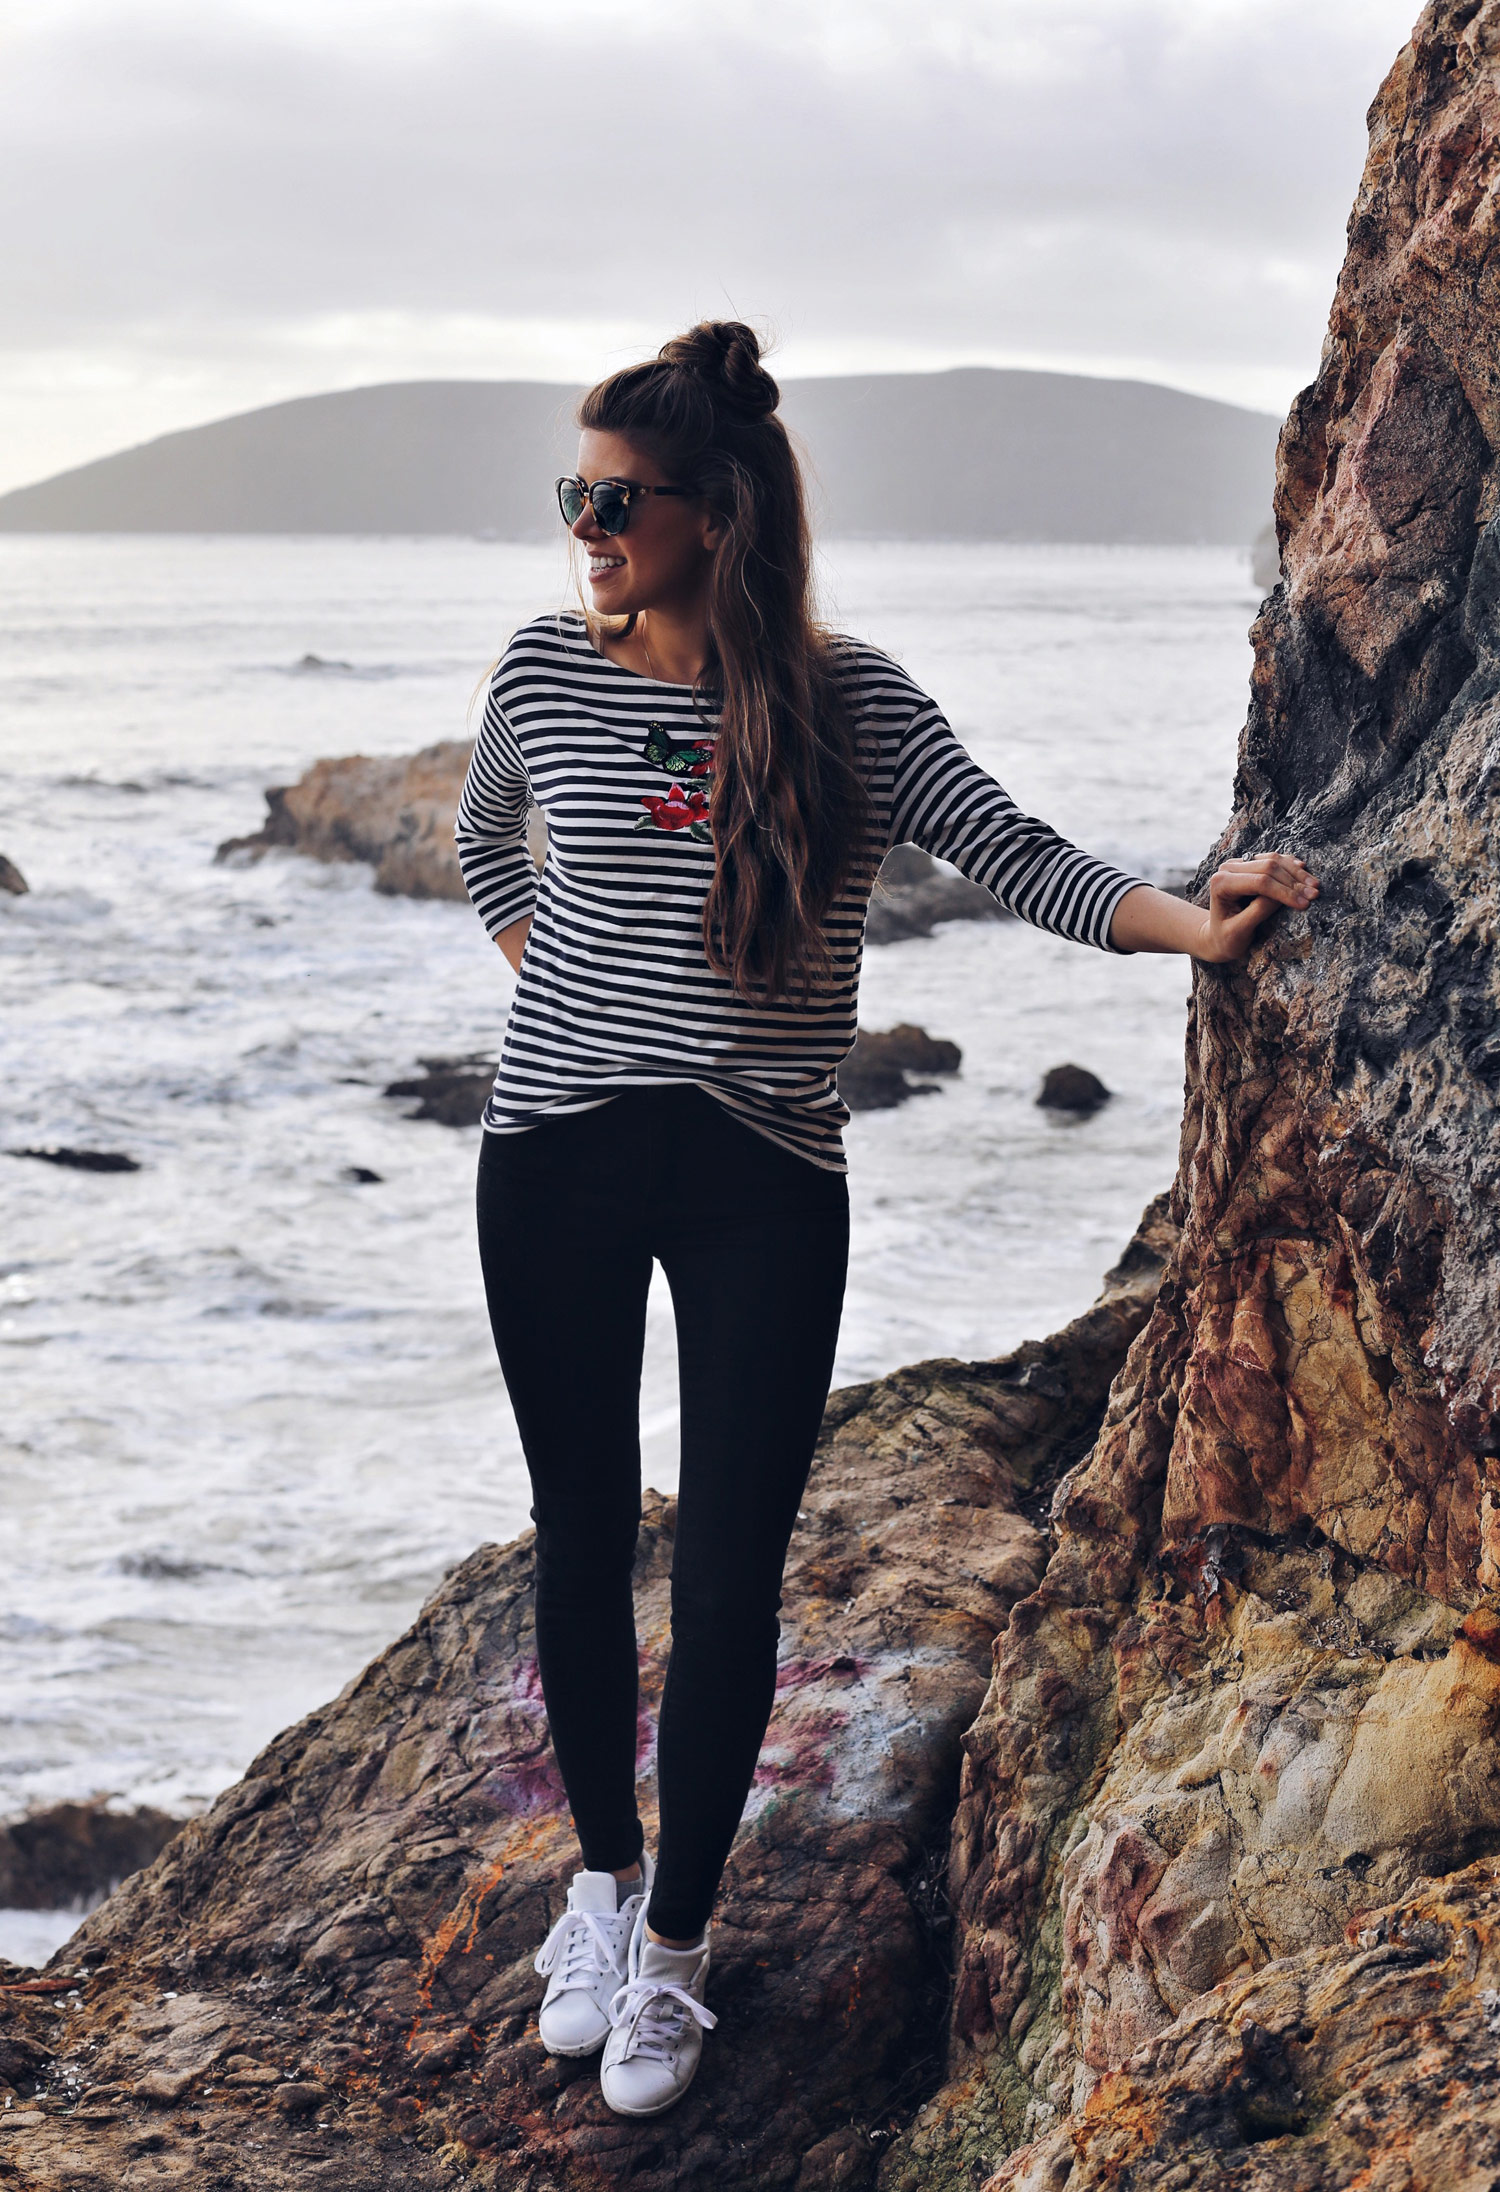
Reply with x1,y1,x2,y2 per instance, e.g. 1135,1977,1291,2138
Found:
0,1201,1177,2192
866,847,1011,944
214,740,474,899
7,1147,142,1174
0,1803,181,1911
215,742,550,901
839,1024,963,1111
880,9,1500,2187
1034,1064,1110,1115
382,1054,497,1127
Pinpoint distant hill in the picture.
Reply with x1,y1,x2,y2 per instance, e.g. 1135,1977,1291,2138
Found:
0,370,1279,542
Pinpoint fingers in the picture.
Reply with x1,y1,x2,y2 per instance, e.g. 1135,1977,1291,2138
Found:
1200,892,1278,962
1212,855,1316,899
1209,853,1319,912
1224,892,1278,933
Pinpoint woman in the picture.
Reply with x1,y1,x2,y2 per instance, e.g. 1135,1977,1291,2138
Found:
455,321,1317,2119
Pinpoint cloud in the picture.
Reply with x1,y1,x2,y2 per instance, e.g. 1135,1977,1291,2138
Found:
0,0,1422,487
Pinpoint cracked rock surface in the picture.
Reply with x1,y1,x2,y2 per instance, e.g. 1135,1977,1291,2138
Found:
0,1206,1174,2191
883,8,1500,2187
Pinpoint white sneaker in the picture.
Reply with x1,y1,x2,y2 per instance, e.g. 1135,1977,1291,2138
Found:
599,1903,716,2117
534,1854,653,2057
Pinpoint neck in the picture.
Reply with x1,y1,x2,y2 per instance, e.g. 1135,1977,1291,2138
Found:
630,599,710,687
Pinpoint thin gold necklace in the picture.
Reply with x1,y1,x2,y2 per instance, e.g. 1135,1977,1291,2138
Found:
638,614,659,682
638,616,708,688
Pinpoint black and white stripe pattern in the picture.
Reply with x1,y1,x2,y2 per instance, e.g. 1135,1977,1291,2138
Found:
455,613,1143,1171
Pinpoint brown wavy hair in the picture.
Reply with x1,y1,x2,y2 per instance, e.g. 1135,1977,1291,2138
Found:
578,321,874,1003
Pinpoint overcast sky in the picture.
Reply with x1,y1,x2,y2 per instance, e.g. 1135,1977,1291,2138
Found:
1,0,1422,494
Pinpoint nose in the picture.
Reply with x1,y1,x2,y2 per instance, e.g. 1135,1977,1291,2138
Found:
570,498,607,544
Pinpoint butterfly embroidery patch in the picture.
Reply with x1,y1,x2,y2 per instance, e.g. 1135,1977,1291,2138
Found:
636,721,715,841
642,721,715,777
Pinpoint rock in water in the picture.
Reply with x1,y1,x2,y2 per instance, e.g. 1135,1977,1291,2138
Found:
215,745,549,902
290,652,355,674
214,741,474,901
9,1146,141,1173
836,1053,913,1111
857,1023,963,1076
0,1802,181,1910
0,852,28,895
0,1200,1179,2191
878,844,939,889
382,1055,495,1126
1035,1062,1110,1113
883,12,1500,2189
865,845,1011,944
839,1023,963,1110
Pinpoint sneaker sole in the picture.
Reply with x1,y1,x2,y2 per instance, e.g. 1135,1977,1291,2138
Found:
538,2027,609,2059
600,2076,698,2117
596,2069,701,2121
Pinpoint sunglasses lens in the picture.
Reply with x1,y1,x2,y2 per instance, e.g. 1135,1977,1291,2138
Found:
557,480,587,527
591,485,630,535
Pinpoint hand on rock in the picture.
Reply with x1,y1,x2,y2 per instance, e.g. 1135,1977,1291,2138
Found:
1195,853,1319,963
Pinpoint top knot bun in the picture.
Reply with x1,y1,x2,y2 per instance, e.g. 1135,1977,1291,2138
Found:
657,321,780,422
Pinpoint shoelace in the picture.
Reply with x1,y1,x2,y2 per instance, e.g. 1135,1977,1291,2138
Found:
606,1974,718,2064
534,1907,629,1991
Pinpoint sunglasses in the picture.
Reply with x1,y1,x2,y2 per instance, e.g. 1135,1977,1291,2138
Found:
556,475,700,537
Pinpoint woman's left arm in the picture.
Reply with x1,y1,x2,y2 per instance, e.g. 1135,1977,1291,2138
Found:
1109,857,1320,963
887,698,1320,965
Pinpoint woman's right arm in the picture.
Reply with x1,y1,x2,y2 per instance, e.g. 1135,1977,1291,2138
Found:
493,915,533,972
454,678,541,962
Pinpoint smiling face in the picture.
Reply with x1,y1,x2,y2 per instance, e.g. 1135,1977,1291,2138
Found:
570,428,721,620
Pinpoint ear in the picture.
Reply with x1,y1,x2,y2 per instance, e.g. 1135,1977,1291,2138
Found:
699,506,726,554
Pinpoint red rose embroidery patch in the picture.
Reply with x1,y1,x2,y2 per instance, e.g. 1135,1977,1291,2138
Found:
636,783,712,840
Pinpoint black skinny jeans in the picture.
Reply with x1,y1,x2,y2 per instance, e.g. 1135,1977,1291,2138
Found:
476,1085,849,1942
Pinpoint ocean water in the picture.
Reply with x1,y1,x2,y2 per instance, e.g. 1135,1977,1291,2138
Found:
0,536,1263,1924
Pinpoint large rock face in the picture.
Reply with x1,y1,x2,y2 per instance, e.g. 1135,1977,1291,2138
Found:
881,9,1500,2187
0,1207,1175,2192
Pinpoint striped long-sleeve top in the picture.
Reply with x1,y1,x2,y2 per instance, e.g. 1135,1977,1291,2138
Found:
454,612,1144,1172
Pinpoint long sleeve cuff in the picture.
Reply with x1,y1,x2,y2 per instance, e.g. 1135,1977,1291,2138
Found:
455,833,539,936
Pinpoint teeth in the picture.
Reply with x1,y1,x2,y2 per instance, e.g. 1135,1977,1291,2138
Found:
589,555,625,571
